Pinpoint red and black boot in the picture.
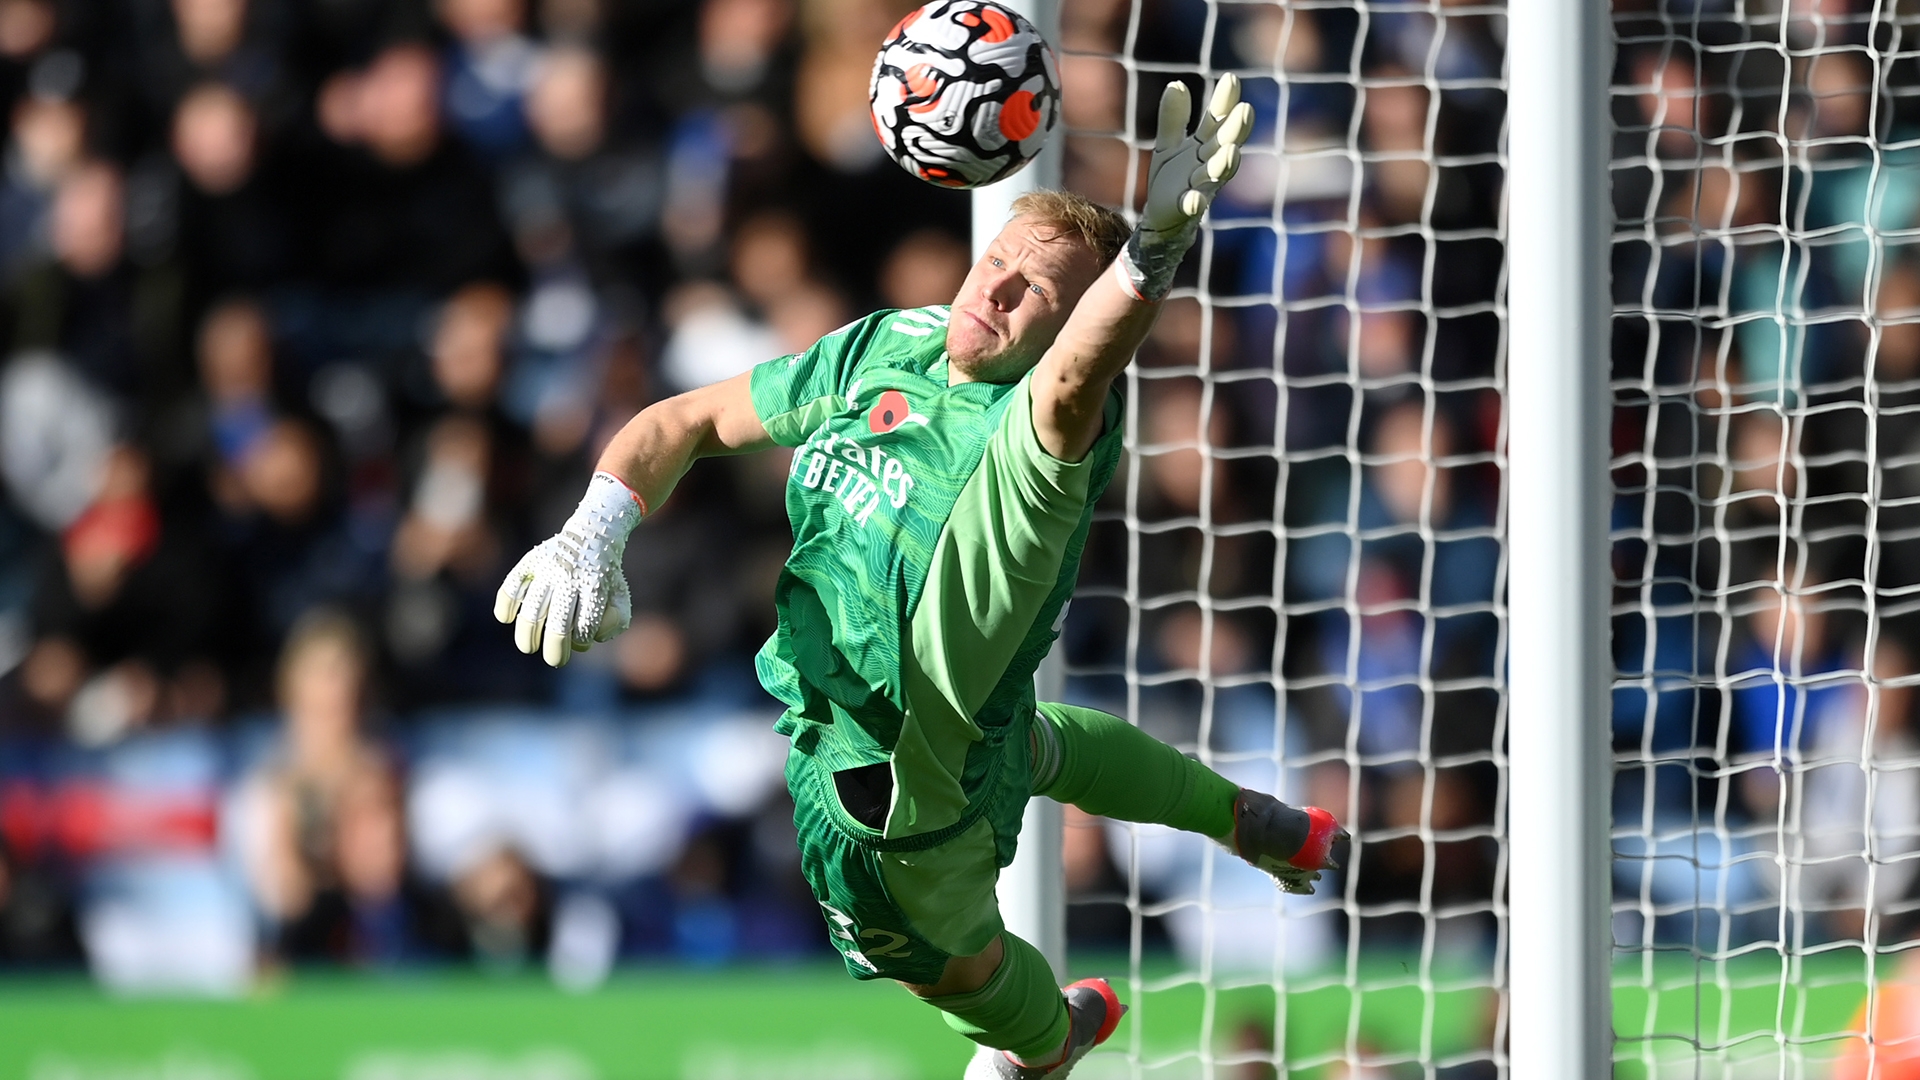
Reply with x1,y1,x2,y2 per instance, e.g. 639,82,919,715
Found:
963,978,1126,1078
1228,790,1349,895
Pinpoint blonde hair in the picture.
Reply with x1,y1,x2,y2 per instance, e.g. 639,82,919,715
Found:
1009,190,1131,266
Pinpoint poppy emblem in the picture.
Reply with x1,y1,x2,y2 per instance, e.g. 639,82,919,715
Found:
870,390,911,433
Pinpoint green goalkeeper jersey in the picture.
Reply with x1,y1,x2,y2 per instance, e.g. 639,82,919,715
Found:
750,305,1124,847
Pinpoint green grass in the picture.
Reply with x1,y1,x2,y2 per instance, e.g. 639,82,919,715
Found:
1612,950,1876,1078
0,959,1503,1080
1,966,961,1080
0,953,1881,1079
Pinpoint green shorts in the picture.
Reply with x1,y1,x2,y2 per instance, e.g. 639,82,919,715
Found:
787,712,1035,984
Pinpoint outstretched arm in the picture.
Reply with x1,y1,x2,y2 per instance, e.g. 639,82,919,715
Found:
494,372,770,667
1031,76,1253,462
595,371,772,510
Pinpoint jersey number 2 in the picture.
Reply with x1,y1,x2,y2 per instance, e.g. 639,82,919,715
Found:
860,928,912,958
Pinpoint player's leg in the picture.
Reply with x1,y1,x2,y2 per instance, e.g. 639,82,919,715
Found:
793,770,1122,1075
904,931,1121,1077
874,822,1122,1076
1031,700,1347,893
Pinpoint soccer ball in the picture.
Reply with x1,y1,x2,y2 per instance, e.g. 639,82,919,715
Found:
868,0,1060,189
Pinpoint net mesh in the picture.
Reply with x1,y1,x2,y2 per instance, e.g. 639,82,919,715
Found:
1053,0,1509,1073
1607,3,1920,1077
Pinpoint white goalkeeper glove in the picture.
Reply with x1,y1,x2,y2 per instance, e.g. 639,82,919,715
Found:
1116,74,1255,302
493,471,645,667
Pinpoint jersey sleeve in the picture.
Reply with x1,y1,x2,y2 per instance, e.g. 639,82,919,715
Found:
889,375,1125,835
905,374,1124,720
749,311,886,447
988,371,1126,526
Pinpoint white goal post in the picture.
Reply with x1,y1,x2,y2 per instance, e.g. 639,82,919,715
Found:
1505,0,1613,1076
978,0,1070,981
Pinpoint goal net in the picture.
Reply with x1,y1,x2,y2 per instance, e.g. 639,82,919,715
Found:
1046,0,1920,1074
1048,0,1509,1074
1608,3,1920,1077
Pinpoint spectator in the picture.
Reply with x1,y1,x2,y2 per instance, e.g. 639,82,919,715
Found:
1724,407,1799,528
1293,403,1497,651
174,0,250,70
791,0,892,174
386,414,521,691
1790,637,1920,943
196,296,275,479
168,83,292,299
450,844,548,968
730,209,810,313
172,83,253,198
1629,48,1705,165
236,608,412,965
1874,258,1920,386
1360,67,1430,226
0,0,53,72
505,43,660,284
216,416,384,688
7,159,156,399
1094,376,1285,746
0,86,83,280
426,280,515,414
766,279,848,355
1056,50,1128,207
311,42,518,292
0,349,114,535
133,0,286,118
23,443,227,742
382,283,543,702
1728,563,1860,820
436,0,538,161
699,0,793,98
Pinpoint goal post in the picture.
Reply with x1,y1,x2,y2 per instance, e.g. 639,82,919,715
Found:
1506,0,1614,1076
977,0,1068,981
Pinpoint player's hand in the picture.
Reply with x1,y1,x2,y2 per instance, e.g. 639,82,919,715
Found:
1116,74,1254,302
1141,75,1253,243
493,471,645,668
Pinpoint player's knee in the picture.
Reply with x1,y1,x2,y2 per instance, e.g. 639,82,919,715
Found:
899,934,1004,998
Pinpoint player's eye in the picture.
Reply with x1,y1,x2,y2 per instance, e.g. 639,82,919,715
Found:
1029,283,1047,298
990,257,1005,268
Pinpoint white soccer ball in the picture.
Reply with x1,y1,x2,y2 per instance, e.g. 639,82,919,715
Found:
868,0,1061,189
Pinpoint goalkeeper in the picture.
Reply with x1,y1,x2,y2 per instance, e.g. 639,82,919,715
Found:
494,76,1345,1079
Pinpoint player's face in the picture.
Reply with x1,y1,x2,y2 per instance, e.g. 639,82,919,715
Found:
945,216,1104,383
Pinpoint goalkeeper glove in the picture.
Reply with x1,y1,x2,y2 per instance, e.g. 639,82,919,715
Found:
493,471,645,667
1116,74,1255,303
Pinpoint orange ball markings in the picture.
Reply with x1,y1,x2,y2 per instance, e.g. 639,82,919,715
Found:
998,89,1040,142
906,64,943,115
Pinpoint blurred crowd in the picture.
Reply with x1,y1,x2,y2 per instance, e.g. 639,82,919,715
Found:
0,0,974,981
1607,2,1920,953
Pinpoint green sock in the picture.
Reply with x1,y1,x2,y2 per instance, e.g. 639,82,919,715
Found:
924,932,1069,1060
1030,701,1239,840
